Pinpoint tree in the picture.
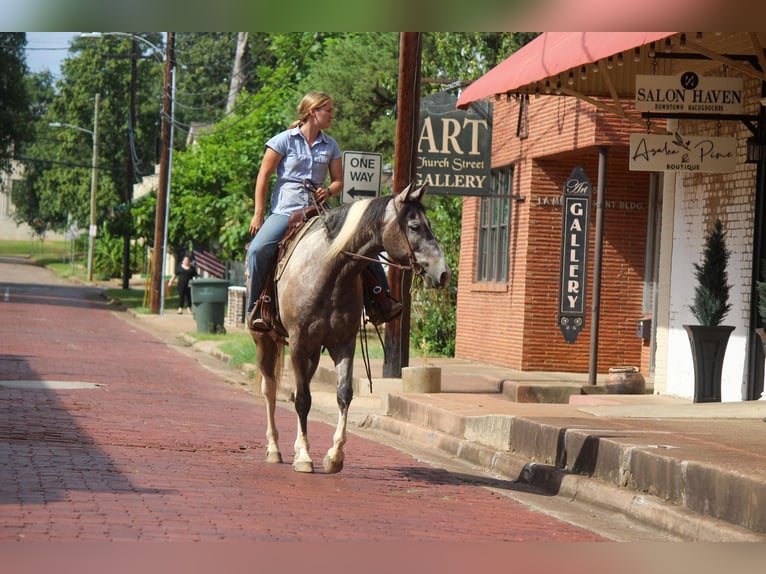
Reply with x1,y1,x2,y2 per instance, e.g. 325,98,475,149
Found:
167,33,323,259
689,219,732,327
18,34,164,238
10,70,56,227
0,33,31,173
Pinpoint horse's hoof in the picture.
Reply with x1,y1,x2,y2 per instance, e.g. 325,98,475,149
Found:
265,451,283,464
293,460,314,473
323,455,344,474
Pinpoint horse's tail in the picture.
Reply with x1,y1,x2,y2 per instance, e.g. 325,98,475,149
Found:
275,340,286,386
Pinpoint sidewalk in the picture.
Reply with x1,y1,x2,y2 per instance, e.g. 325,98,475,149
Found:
130,308,766,541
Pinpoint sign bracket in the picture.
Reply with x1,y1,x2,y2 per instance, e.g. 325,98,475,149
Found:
641,111,759,135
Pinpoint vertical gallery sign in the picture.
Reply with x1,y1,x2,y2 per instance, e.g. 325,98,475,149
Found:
558,167,591,344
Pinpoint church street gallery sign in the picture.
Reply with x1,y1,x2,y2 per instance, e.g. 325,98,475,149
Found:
416,92,491,196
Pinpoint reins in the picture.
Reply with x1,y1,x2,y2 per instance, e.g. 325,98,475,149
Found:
339,197,426,278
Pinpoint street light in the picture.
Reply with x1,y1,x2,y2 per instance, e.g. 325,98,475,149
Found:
49,93,100,282
81,32,175,314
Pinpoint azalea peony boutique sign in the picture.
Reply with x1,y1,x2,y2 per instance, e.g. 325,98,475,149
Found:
629,132,737,173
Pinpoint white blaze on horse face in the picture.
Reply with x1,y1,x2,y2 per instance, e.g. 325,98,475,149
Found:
415,234,451,289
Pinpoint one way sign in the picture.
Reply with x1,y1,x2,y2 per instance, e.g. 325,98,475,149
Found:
341,151,381,204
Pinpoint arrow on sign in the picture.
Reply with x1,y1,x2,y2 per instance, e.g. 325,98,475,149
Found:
346,188,376,199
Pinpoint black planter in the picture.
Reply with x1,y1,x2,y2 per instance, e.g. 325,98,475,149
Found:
683,325,735,403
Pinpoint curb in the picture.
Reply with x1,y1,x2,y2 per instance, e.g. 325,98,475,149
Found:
361,409,766,542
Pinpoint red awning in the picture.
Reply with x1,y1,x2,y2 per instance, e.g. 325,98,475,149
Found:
456,32,677,109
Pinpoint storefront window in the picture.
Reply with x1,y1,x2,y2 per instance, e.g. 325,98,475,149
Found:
476,166,512,282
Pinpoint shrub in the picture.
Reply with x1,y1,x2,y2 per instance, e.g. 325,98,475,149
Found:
689,219,732,327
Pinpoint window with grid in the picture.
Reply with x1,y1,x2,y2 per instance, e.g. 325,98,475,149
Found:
476,166,512,282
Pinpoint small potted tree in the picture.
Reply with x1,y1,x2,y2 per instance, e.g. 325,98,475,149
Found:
683,219,734,403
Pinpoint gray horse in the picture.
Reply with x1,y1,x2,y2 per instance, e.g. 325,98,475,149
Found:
249,182,450,473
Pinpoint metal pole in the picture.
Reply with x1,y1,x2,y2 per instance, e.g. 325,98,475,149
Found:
87,93,100,281
588,147,608,386
122,38,137,289
159,64,176,316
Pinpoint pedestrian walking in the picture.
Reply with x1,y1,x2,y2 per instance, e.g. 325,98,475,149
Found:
168,254,198,314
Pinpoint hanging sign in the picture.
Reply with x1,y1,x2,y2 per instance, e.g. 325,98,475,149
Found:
635,71,743,114
558,166,591,344
416,91,491,196
629,132,737,173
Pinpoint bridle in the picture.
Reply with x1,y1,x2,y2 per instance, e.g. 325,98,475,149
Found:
338,195,426,278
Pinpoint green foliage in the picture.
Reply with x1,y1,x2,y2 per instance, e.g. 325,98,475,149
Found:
409,195,461,356
0,33,31,173
296,33,399,159
94,227,125,279
690,219,732,327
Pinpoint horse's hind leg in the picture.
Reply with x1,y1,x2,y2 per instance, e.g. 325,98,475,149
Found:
323,353,353,474
254,334,283,464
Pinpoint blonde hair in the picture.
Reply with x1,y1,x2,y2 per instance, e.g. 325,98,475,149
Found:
288,91,332,128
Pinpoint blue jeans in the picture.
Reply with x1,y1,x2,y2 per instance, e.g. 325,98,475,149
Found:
246,212,288,312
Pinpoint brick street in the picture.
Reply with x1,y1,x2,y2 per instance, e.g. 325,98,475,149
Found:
0,262,604,542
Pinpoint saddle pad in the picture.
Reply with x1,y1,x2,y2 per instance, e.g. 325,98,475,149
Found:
275,216,319,282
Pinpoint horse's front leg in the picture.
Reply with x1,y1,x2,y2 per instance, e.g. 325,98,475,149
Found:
292,383,314,473
323,355,353,474
262,373,283,464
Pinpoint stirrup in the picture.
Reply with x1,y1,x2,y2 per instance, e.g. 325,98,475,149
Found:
247,306,271,332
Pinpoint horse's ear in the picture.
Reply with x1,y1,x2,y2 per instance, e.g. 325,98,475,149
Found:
395,181,427,206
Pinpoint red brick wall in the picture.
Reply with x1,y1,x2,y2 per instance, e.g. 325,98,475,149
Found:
456,95,650,373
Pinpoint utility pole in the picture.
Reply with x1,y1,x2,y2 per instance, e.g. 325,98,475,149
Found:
87,93,100,282
122,38,137,289
150,32,175,314
383,32,422,378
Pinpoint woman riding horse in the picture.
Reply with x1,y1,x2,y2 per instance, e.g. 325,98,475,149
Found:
246,91,400,332
251,182,450,473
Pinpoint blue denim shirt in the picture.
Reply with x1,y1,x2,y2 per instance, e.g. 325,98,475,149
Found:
266,126,341,216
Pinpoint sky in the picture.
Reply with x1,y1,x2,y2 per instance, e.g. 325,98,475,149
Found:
24,32,79,75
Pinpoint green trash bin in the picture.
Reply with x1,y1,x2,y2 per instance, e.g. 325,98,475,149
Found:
190,278,230,334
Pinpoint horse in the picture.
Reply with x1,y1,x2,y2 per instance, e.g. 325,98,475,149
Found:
249,182,451,473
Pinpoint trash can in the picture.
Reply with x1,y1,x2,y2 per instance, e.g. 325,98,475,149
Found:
190,278,230,334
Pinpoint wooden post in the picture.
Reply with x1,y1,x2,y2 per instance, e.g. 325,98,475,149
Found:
150,32,175,313
383,32,422,378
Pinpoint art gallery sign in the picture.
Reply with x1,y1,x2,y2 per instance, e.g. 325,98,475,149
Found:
416,92,491,196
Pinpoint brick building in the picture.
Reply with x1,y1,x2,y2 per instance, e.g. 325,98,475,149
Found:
455,32,766,402
457,95,654,374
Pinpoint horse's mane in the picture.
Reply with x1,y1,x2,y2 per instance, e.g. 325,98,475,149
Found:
319,195,393,259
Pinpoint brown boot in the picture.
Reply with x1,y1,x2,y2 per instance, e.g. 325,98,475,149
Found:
364,286,403,325
362,265,402,325
247,305,271,332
